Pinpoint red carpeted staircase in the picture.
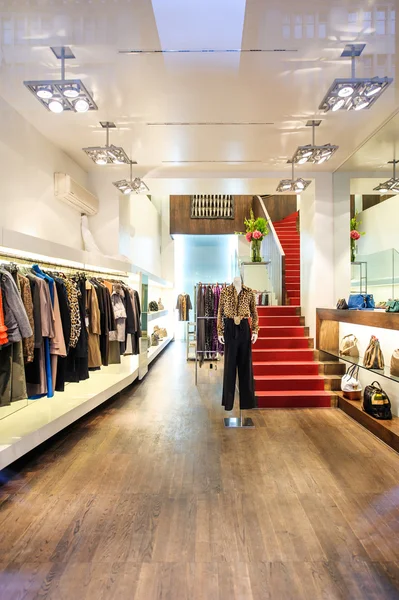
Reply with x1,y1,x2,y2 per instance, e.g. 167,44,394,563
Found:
252,211,334,408
274,212,300,306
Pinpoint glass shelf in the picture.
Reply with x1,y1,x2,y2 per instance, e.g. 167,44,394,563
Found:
320,349,399,385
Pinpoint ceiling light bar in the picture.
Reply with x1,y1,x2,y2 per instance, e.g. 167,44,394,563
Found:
292,120,338,165
276,161,311,194
373,160,399,193
82,122,132,165
319,44,392,113
24,46,97,113
113,162,149,194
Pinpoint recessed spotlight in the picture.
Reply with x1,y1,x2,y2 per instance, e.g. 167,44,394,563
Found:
63,84,80,98
74,98,90,113
353,97,370,111
36,86,53,99
332,98,345,112
48,100,64,113
338,85,354,98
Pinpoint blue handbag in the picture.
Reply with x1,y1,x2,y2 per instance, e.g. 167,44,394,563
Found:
348,294,375,310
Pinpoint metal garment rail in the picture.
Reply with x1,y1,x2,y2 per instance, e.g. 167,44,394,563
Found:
194,282,228,385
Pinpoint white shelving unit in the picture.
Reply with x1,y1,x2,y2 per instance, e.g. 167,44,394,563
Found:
148,309,169,321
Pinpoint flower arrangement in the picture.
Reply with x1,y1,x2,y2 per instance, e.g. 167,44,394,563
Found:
237,210,269,262
350,212,365,262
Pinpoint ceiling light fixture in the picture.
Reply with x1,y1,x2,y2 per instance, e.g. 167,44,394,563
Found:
373,160,399,194
276,160,311,194
319,44,392,113
292,120,338,165
113,161,149,195
82,122,133,166
24,46,97,113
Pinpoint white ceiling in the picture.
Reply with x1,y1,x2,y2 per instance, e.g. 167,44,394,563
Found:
0,0,398,179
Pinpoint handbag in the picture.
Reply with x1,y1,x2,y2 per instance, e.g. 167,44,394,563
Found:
339,334,359,358
390,350,399,377
149,301,159,312
341,364,362,400
336,298,349,310
375,301,387,310
158,298,164,310
363,335,384,369
385,299,399,313
151,332,159,346
348,294,375,310
363,381,392,420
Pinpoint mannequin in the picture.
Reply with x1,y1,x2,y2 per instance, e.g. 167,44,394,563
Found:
216,277,259,412
218,277,258,346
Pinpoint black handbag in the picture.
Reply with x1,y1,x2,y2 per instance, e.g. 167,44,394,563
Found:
149,301,159,312
363,381,392,420
336,298,349,310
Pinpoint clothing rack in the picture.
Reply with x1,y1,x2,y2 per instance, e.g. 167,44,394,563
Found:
0,250,130,280
194,282,228,385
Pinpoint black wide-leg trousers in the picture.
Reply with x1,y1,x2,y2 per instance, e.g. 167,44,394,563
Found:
222,318,256,411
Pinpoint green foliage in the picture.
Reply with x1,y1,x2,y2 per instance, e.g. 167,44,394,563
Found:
350,212,365,236
237,209,269,237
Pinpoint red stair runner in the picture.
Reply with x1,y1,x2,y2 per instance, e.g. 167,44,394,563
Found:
273,212,300,306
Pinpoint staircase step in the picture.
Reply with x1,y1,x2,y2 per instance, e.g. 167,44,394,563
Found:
253,361,320,376
259,316,302,326
254,337,312,349
256,391,333,409
257,326,307,337
252,348,315,362
255,375,325,392
257,306,299,316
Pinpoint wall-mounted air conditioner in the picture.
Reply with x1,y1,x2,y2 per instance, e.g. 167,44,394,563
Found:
54,173,99,216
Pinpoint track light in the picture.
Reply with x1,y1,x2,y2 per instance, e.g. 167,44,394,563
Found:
373,160,399,194
83,122,133,166
319,44,392,113
276,161,311,194
24,46,97,113
291,120,338,166
113,161,149,194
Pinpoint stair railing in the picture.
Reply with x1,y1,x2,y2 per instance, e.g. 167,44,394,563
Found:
256,195,286,305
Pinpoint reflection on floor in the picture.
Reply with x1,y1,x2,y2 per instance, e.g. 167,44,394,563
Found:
1,341,399,599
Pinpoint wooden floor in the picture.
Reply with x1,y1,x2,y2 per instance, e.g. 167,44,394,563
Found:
1,342,399,599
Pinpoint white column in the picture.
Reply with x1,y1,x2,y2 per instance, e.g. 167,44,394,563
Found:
300,173,335,337
333,172,351,301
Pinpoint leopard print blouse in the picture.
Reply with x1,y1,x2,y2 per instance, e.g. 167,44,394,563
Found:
63,278,81,348
217,284,259,335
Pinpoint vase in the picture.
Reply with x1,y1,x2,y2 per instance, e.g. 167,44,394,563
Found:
351,239,356,263
251,239,262,263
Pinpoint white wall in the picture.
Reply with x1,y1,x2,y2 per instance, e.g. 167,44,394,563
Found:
0,96,90,249
333,172,352,301
300,173,335,337
129,195,162,278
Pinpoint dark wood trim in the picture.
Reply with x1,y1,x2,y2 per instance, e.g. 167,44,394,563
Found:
316,308,399,331
338,393,399,453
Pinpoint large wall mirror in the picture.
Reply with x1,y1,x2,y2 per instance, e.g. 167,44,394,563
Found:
334,112,399,303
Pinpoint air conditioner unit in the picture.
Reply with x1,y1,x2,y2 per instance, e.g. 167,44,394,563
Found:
54,173,99,216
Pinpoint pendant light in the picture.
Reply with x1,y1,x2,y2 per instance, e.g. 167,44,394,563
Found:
373,160,399,193
113,161,149,194
292,120,338,165
24,46,97,113
319,44,392,113
82,122,132,166
276,161,311,194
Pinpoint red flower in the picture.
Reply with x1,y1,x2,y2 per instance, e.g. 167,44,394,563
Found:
350,230,360,240
245,232,253,242
252,230,262,240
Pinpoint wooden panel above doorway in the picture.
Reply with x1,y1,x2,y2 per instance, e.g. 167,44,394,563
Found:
170,195,253,234
253,195,297,223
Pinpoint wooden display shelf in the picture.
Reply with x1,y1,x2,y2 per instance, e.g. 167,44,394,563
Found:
338,393,399,454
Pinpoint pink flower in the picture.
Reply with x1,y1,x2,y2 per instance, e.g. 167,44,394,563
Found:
245,232,253,242
350,230,360,240
252,230,262,240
